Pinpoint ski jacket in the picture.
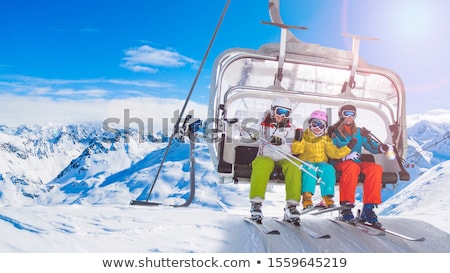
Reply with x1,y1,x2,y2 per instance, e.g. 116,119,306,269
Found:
332,126,382,163
256,111,296,161
292,129,351,163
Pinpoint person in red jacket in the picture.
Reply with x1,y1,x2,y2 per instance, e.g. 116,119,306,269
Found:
329,103,391,227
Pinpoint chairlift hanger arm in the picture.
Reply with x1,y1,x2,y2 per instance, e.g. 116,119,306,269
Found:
342,33,379,92
267,0,307,85
268,0,303,43
260,21,307,84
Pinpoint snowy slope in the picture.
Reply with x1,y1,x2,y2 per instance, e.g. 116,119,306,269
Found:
1,204,449,253
380,160,450,233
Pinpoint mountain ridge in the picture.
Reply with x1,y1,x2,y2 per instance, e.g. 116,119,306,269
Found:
0,112,449,207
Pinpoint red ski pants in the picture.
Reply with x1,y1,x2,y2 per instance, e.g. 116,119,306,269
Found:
335,160,383,204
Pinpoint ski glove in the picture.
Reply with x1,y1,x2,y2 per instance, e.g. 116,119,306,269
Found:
347,138,357,149
248,131,259,141
294,128,303,141
271,136,283,145
342,151,360,161
379,143,392,153
383,144,396,160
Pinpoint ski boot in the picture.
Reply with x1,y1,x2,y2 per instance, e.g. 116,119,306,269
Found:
302,192,313,210
322,195,335,208
284,201,301,226
339,201,355,222
250,201,263,224
360,204,382,228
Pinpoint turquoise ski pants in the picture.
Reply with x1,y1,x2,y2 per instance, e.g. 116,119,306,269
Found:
302,162,336,197
249,156,302,202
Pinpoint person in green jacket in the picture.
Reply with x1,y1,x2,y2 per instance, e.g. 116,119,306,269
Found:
292,110,356,209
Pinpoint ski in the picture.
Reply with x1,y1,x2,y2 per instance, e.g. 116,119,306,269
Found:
275,219,331,239
328,218,385,236
382,228,425,241
353,209,426,241
361,223,426,241
244,218,280,235
329,218,426,241
309,206,345,216
300,205,326,215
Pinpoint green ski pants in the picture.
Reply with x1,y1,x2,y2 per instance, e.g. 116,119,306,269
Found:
249,156,302,202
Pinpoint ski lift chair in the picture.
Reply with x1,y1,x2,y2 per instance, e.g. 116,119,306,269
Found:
206,3,410,187
206,42,410,187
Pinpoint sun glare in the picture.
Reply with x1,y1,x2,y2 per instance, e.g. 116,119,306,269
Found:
339,1,450,95
390,1,436,42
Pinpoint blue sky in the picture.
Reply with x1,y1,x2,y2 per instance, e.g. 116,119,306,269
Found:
0,0,449,127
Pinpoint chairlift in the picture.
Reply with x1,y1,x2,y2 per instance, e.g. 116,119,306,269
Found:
204,0,410,187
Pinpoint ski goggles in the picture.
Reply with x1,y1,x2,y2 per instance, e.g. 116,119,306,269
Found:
342,110,356,118
309,118,326,130
274,107,291,118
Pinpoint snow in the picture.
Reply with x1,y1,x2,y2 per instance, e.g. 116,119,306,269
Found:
381,161,450,228
0,112,449,272
1,139,449,254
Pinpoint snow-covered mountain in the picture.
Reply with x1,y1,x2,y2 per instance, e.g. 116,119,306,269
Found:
377,117,450,201
0,110,449,207
404,108,450,180
0,123,90,205
406,120,450,171
0,123,167,205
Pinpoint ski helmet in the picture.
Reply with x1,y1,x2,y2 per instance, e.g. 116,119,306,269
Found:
309,110,328,124
338,102,357,120
271,97,291,110
271,97,292,118
308,110,327,137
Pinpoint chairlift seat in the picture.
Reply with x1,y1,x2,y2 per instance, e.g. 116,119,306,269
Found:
232,145,398,185
233,146,285,183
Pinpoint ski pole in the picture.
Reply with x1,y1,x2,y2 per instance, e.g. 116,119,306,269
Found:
225,117,322,182
227,117,321,171
259,137,322,184
258,137,322,173
366,131,396,161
